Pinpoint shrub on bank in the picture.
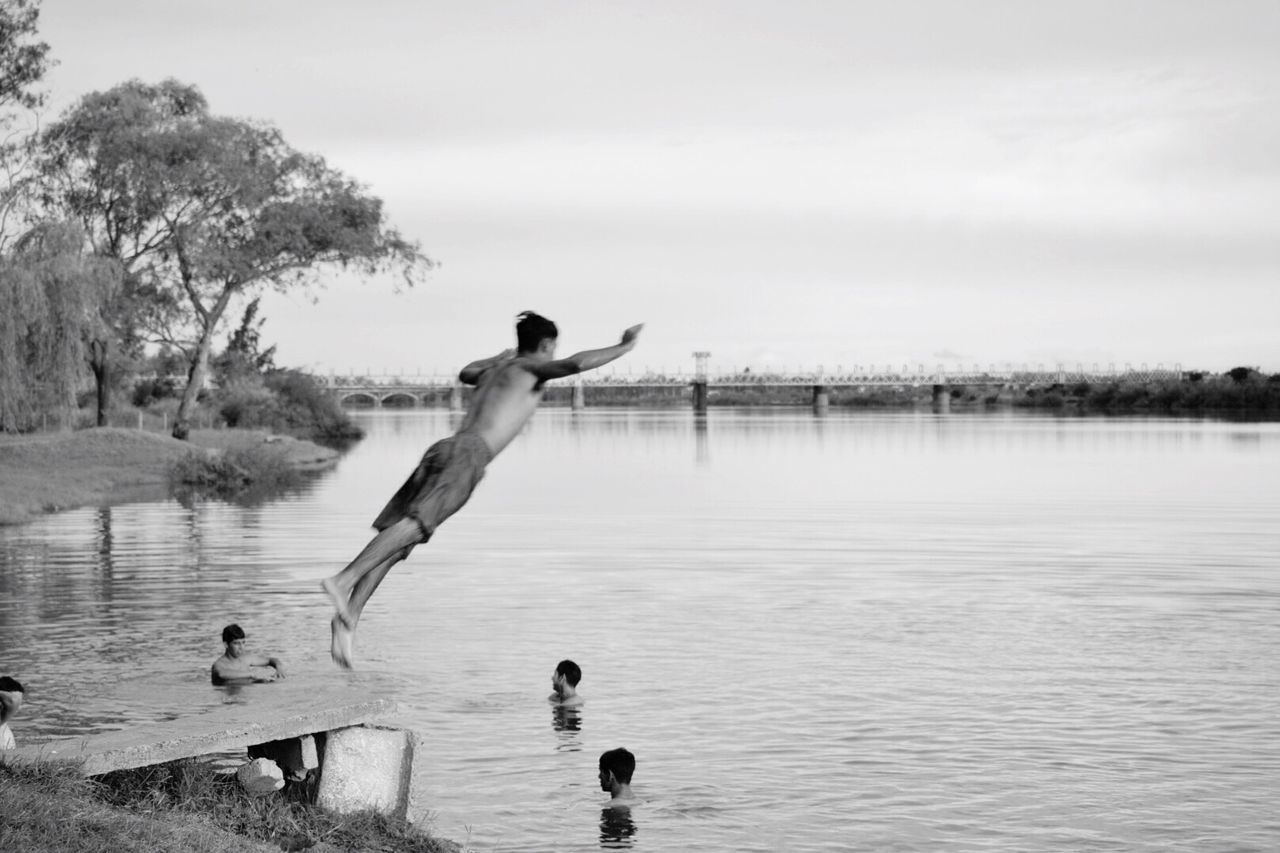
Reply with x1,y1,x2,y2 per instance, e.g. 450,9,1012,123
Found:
217,370,363,446
168,443,300,502
266,370,364,444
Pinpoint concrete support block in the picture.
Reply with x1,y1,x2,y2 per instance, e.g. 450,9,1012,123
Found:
448,384,463,411
316,726,420,822
237,757,285,796
571,382,586,410
249,734,319,781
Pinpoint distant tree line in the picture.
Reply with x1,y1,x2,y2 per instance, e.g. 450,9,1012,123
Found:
0,0,432,436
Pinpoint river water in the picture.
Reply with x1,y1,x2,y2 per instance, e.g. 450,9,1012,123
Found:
2,409,1278,852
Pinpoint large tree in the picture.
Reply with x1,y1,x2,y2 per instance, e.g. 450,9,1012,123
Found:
37,80,195,424
39,79,431,436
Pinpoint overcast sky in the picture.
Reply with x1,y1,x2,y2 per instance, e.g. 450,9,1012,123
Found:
36,1,1280,374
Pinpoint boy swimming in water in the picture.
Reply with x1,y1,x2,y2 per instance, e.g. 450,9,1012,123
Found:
599,747,638,806
322,312,643,668
211,624,287,685
549,659,584,707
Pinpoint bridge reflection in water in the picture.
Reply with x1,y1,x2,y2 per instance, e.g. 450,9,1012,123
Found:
322,361,1184,413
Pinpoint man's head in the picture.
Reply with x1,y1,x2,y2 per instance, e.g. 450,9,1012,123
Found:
516,311,558,356
598,747,636,790
554,659,581,689
221,624,247,657
0,676,24,722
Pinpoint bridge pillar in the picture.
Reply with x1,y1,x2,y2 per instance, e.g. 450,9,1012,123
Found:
571,381,586,410
449,383,463,411
931,383,950,413
692,380,708,413
812,384,829,414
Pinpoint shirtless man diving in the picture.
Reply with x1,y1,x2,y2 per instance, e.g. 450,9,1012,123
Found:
322,311,642,668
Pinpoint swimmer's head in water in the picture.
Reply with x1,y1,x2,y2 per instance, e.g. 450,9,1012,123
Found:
555,659,582,688
599,747,636,786
221,624,246,644
516,311,558,355
0,676,24,719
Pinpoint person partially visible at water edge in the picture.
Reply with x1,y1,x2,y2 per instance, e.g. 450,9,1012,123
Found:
211,624,287,685
322,312,644,669
599,747,638,806
549,659,584,707
0,676,25,749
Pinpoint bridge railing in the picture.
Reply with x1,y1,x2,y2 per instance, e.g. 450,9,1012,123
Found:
320,362,1186,390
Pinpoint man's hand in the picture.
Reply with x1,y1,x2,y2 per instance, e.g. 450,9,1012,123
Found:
620,324,644,347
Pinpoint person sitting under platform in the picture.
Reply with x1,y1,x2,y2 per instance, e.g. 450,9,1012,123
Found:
211,624,287,686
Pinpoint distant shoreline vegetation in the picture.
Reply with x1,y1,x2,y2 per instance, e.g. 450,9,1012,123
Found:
1005,366,1280,415
344,366,1280,415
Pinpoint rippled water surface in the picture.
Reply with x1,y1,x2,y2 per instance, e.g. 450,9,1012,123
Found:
3,409,1279,852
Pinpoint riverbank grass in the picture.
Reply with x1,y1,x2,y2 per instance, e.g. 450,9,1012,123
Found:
0,761,455,853
0,427,339,525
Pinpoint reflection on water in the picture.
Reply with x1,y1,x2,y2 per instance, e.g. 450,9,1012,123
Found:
2,409,1280,852
694,413,709,466
599,806,637,849
552,704,583,753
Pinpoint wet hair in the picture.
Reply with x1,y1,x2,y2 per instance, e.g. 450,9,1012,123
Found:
555,659,582,687
0,676,23,694
515,311,558,353
221,624,246,644
599,748,635,784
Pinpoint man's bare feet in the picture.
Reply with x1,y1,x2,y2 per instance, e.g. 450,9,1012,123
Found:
321,577,354,628
330,616,355,670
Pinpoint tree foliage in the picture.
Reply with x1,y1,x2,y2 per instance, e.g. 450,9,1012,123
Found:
0,221,118,430
39,79,432,438
0,0,53,247
214,296,277,384
0,0,49,112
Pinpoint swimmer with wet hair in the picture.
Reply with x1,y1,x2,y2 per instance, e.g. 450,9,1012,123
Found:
0,676,25,750
599,747,638,805
211,624,287,686
549,659,584,707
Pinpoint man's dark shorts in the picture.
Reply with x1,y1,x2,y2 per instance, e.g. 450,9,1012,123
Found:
372,431,493,539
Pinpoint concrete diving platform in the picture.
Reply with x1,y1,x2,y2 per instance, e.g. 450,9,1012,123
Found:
1,681,422,821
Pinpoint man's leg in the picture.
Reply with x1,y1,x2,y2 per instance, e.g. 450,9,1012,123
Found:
321,518,423,626
347,545,414,627
329,544,414,669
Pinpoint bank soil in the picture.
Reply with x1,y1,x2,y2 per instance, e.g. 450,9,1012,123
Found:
0,427,339,525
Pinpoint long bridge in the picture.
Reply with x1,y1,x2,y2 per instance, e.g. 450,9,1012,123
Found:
321,357,1185,412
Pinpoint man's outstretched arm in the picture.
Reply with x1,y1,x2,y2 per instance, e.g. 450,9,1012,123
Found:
530,324,643,381
459,349,515,385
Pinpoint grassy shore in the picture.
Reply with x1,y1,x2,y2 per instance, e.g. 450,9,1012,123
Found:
0,426,340,526
0,761,456,853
